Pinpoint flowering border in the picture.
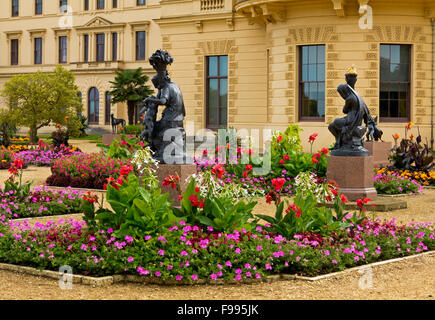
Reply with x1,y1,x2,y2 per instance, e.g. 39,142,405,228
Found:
0,250,432,287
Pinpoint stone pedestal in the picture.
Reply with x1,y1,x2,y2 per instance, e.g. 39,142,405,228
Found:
102,134,120,146
327,155,377,201
364,141,392,168
156,164,197,207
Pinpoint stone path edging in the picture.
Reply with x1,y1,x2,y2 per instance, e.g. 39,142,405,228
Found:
0,251,432,287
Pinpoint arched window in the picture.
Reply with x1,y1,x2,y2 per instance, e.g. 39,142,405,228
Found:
105,91,111,125
88,87,99,124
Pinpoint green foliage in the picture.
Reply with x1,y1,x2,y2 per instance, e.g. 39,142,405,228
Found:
1,66,83,143
109,68,154,104
267,125,327,178
257,190,363,239
123,125,142,136
98,133,147,160
91,173,177,237
172,179,258,233
70,114,89,138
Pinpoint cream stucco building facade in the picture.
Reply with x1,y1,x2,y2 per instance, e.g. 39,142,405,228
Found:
1,0,434,151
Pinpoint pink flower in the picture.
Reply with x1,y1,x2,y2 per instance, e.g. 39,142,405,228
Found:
175,275,183,281
158,250,165,256
191,274,198,280
225,261,232,267
265,264,272,270
127,257,134,263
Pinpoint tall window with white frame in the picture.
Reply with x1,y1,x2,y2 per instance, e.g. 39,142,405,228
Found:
34,37,42,64
206,55,228,129
299,45,325,121
137,0,146,5
59,36,67,63
35,0,43,15
11,39,19,65
379,44,411,121
12,0,19,17
136,31,146,60
97,0,105,10
96,33,105,62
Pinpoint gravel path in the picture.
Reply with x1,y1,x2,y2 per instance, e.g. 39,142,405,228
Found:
0,149,433,300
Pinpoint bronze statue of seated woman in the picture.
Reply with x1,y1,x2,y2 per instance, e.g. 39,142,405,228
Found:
328,65,374,156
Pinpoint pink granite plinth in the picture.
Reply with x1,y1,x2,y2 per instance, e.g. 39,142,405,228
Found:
102,134,120,146
156,164,197,207
327,155,377,201
363,141,392,168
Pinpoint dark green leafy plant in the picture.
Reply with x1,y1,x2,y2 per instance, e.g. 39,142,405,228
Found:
389,128,433,172
256,190,362,239
172,178,258,233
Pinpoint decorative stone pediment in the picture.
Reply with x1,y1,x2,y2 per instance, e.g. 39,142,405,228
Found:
83,16,113,28
76,16,125,32
235,0,287,25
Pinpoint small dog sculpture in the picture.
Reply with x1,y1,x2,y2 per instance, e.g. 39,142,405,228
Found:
366,116,383,142
110,114,126,134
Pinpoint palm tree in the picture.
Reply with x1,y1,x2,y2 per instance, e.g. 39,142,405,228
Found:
109,68,154,125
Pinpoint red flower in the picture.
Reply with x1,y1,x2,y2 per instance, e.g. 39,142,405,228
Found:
13,158,24,169
8,165,18,175
202,149,208,157
243,171,248,178
356,197,371,209
272,177,286,191
276,136,283,143
321,147,329,155
266,192,273,204
340,194,348,204
248,149,253,155
309,133,318,143
286,204,302,218
279,159,285,165
163,175,180,189
245,164,253,171
188,194,204,208
119,165,133,176
311,156,319,164
211,164,225,178
283,154,290,161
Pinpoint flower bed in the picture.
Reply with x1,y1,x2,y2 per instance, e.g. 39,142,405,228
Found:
0,217,432,280
0,186,83,220
46,153,132,189
376,168,434,187
374,171,423,195
194,126,328,197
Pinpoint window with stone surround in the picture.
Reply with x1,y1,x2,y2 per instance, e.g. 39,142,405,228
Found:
35,0,43,15
97,0,105,10
88,87,100,124
12,0,19,17
137,0,146,6
298,45,325,121
380,44,411,121
206,55,228,129
59,36,67,63
11,39,19,65
34,37,42,64
84,34,89,62
135,31,146,60
96,33,105,62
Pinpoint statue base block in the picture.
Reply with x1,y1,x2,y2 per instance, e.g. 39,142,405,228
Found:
327,155,377,201
102,134,121,146
363,141,392,168
156,164,197,207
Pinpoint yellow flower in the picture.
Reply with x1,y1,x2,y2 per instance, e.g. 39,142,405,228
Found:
405,122,413,130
